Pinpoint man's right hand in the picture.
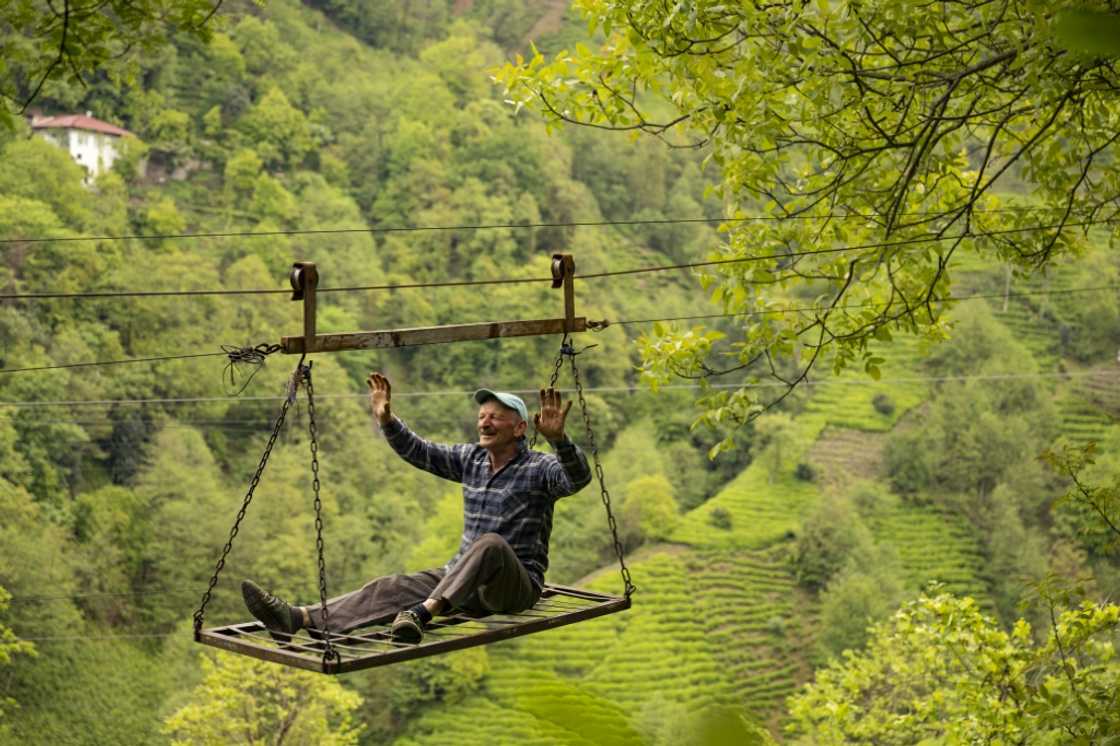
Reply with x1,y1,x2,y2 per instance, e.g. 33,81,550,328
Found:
367,372,393,426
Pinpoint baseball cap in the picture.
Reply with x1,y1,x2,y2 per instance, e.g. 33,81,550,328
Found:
474,389,528,421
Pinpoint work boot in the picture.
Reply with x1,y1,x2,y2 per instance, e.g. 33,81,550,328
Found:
390,609,426,644
241,580,301,638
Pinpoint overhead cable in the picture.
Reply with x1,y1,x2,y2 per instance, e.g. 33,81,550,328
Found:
596,284,1120,326
0,283,1111,376
3,218,1116,302
0,351,228,374
0,205,1075,246
0,370,1105,411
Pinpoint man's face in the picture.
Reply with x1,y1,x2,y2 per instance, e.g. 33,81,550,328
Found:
477,400,526,451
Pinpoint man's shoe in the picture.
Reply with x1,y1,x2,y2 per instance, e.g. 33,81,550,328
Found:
241,580,301,638
390,609,425,644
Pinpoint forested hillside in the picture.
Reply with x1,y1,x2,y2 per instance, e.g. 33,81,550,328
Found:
2,1,1120,744
0,1,742,742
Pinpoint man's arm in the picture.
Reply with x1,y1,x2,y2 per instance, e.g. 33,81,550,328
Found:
368,372,467,482
544,434,592,497
534,387,592,497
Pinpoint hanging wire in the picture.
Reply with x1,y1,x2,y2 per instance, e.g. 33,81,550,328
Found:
221,343,283,396
4,217,1118,302
0,205,1081,246
0,351,228,374
0,370,1107,412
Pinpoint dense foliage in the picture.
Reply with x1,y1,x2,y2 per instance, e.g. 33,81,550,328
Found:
499,0,1120,454
1,0,220,127
789,591,1120,744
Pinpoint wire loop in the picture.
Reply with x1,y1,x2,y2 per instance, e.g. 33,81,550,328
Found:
222,343,283,396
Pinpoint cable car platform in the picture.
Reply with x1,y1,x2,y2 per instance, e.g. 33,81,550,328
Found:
196,584,630,674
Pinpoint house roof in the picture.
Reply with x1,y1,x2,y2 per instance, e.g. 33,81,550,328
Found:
31,114,131,138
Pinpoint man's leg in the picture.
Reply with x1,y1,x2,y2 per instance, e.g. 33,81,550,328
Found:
243,569,443,636
390,533,537,643
434,533,539,614
304,569,444,633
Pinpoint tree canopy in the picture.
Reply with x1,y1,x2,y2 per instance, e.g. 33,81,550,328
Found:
1,0,222,127
498,0,1120,451
788,590,1120,744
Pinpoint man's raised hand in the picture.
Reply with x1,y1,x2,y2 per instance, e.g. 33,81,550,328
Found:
367,372,393,425
534,387,572,442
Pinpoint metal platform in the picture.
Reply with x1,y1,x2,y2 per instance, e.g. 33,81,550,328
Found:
195,584,630,674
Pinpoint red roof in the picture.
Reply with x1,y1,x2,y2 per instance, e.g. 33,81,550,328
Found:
31,114,131,138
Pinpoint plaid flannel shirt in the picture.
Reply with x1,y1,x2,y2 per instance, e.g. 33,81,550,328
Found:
382,417,592,590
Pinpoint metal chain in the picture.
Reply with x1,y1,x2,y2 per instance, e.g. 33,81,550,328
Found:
302,362,338,665
567,349,636,599
193,358,305,633
529,335,570,449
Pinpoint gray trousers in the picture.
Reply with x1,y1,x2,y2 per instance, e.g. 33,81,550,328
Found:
305,532,539,633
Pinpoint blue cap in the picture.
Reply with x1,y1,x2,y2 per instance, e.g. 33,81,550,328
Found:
474,389,528,421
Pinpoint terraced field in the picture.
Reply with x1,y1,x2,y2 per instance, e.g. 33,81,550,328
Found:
670,461,820,549
1055,365,1119,445
867,503,990,602
1075,365,1120,416
672,335,930,549
807,427,886,489
1057,392,1114,445
991,301,1060,367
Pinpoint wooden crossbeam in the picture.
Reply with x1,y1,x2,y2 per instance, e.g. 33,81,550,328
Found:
282,316,588,354
283,254,583,355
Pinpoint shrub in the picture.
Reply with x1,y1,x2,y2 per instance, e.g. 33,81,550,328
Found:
884,429,934,495
846,480,898,518
794,462,817,482
792,497,874,591
871,393,895,416
709,507,732,530
621,474,680,548
816,554,905,658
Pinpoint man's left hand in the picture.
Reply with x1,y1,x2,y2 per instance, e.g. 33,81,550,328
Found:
534,387,572,442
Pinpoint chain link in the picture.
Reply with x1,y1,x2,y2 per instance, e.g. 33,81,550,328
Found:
194,358,305,633
303,363,338,666
567,347,636,599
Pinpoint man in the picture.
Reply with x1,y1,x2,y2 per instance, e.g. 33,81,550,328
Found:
241,371,591,644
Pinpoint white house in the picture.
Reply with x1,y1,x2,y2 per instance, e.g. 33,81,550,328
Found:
30,113,132,180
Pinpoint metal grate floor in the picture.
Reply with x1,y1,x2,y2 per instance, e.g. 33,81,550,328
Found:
195,584,630,674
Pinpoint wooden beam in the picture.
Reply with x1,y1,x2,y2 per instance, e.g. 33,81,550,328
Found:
282,316,588,354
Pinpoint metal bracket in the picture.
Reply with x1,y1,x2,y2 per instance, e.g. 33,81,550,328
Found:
290,262,318,350
281,254,586,354
552,253,576,332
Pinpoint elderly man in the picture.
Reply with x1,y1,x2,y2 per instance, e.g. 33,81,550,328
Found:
242,372,591,644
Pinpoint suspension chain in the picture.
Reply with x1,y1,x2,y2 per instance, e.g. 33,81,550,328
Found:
529,337,569,449
567,347,636,599
193,358,304,633
303,362,338,664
